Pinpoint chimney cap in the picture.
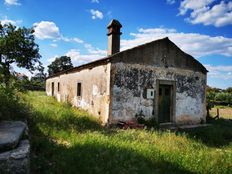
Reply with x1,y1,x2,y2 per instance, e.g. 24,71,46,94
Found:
107,19,122,29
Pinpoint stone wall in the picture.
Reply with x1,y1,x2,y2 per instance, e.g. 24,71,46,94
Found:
110,62,206,125
46,63,111,124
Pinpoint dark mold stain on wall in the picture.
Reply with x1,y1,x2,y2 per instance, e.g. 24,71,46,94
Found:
114,67,155,98
176,74,205,102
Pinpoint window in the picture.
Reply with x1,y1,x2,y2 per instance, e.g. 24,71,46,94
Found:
77,82,82,96
51,82,54,96
150,91,153,97
58,82,60,92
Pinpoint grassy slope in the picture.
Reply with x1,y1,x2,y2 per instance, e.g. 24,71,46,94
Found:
22,91,232,174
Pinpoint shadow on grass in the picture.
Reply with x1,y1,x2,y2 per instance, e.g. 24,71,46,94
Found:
177,118,232,148
30,110,104,133
24,100,193,173
29,124,195,174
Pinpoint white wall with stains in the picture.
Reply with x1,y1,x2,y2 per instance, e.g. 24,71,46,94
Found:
110,62,206,125
46,63,111,124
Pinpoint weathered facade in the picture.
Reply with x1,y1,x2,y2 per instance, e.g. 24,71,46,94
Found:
46,19,207,125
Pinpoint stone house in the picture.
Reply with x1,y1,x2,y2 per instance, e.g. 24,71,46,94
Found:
46,19,208,125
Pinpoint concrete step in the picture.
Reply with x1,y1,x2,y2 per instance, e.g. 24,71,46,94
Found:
159,123,211,131
159,122,178,131
0,121,26,152
178,124,210,130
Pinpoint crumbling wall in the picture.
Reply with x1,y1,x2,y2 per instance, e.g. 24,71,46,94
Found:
46,63,111,124
110,62,206,125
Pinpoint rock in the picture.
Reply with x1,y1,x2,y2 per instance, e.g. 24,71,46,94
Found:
0,140,30,174
0,121,26,152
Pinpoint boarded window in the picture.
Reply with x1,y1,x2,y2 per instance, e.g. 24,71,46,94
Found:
77,82,82,96
58,82,60,92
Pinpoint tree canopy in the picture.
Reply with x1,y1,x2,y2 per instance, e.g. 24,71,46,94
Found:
0,23,41,86
48,56,73,76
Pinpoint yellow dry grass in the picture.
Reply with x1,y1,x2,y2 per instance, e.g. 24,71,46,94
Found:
210,107,232,119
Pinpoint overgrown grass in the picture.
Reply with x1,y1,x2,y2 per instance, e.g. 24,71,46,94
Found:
19,91,232,173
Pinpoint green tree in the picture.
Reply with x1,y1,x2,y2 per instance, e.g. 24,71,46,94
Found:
225,87,232,93
214,92,232,105
48,56,73,76
0,23,41,86
30,67,47,90
206,91,216,102
206,85,222,93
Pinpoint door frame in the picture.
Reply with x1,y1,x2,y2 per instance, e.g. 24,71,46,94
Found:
155,79,176,123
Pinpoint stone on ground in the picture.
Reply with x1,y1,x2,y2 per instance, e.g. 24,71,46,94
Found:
0,121,26,152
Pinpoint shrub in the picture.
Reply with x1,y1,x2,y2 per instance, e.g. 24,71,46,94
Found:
0,84,27,121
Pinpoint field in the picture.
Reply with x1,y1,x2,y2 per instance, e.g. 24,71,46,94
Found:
210,106,232,120
20,91,232,174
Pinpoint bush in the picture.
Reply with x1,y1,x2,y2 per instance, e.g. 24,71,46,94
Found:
0,84,27,121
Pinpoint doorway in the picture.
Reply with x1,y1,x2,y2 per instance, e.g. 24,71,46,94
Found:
51,82,54,96
158,84,173,123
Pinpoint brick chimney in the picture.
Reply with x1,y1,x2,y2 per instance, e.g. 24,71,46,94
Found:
107,19,122,56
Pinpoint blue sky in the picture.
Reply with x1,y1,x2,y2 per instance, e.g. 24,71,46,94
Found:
0,0,232,89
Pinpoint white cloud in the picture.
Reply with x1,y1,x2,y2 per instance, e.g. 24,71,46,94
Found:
121,27,232,58
0,16,22,26
47,55,59,63
205,64,232,72
1,19,16,25
60,36,84,43
33,21,84,45
166,0,176,5
91,0,99,3
47,43,106,67
204,64,232,80
65,49,105,66
178,0,232,27
33,21,61,40
179,0,214,15
4,0,20,6
90,9,104,19
84,43,106,55
50,43,58,48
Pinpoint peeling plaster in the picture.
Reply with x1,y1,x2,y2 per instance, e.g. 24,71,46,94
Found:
111,63,206,124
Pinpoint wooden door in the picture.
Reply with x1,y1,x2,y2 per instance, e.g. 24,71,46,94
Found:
158,85,172,123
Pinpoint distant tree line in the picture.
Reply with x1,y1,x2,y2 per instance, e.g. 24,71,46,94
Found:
207,86,232,106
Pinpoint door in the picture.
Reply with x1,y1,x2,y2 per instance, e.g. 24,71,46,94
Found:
158,85,172,123
51,82,54,96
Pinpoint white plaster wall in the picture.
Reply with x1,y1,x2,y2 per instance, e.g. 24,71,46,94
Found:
111,63,206,125
46,63,111,124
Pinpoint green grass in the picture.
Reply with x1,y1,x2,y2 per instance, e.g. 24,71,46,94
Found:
20,91,232,174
